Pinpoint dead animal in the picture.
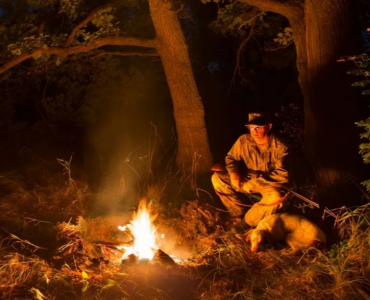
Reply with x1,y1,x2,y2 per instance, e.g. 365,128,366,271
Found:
241,213,326,253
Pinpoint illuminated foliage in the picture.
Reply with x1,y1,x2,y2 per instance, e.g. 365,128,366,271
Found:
201,0,296,78
203,0,291,45
343,51,370,191
0,0,155,131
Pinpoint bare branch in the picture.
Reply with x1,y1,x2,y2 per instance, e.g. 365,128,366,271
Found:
264,39,294,52
0,37,159,76
231,19,256,84
64,5,109,47
237,0,303,19
238,10,264,30
94,51,159,58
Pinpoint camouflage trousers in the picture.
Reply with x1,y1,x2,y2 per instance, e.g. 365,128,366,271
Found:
211,172,289,227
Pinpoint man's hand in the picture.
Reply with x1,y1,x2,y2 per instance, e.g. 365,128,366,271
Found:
230,173,241,189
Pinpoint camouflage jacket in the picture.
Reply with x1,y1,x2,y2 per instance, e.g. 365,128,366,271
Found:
225,133,289,184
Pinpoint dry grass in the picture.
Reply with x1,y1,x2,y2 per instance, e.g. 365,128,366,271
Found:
0,166,369,300
0,252,54,298
164,200,370,300
0,171,92,228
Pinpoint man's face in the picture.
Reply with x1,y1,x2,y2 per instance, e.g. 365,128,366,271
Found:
247,124,272,140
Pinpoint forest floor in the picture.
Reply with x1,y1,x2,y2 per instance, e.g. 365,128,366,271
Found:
0,159,370,300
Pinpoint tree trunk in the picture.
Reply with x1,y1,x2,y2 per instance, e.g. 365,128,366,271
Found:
240,0,358,185
304,0,358,184
148,0,213,174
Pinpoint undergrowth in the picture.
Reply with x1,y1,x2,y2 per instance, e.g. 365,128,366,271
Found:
0,164,369,300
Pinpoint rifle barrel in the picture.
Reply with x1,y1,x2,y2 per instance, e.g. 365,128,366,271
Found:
283,186,320,209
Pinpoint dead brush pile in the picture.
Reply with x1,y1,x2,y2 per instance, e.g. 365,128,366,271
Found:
0,171,92,227
0,252,53,298
0,168,93,299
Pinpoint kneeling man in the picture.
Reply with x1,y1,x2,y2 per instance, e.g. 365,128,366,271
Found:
212,112,290,227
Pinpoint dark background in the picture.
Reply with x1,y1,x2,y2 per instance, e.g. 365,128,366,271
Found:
0,0,368,190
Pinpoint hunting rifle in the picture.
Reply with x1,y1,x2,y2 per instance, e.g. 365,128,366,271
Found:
211,163,320,209
246,169,320,208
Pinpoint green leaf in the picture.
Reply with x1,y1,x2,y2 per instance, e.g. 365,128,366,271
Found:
361,179,370,192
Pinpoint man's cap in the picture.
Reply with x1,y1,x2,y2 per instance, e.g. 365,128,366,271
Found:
245,112,272,126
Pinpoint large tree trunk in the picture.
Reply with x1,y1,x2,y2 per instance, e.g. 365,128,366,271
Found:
240,0,358,185
304,0,358,184
148,0,213,174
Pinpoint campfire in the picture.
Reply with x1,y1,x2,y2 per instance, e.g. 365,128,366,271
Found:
118,200,158,261
117,200,175,264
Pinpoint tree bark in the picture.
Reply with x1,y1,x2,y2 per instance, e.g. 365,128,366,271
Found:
304,0,358,184
239,0,358,185
148,0,213,173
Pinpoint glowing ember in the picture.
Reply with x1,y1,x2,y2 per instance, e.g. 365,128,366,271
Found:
118,200,158,260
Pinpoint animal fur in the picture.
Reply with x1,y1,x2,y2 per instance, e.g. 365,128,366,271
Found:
244,213,326,253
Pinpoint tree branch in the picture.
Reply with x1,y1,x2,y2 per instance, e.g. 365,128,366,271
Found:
237,0,303,19
237,0,307,96
0,37,159,76
64,5,109,47
263,39,294,52
94,51,159,58
231,19,256,84
238,10,264,30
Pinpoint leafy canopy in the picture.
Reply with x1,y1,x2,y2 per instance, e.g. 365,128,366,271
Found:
0,0,153,74
0,0,155,130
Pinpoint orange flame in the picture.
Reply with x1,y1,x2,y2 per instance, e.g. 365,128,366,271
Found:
118,200,158,260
